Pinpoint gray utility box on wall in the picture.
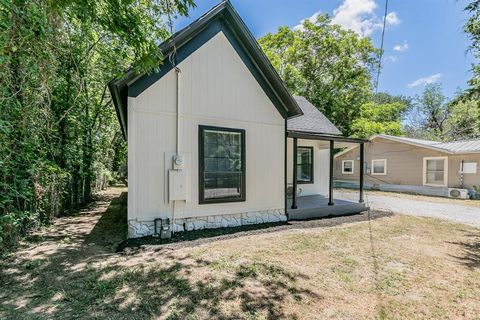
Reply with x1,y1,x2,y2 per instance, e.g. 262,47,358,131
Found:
154,218,172,239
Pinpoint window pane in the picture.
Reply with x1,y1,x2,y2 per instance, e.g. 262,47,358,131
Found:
231,132,241,146
205,143,218,158
204,131,218,144
204,172,241,199
373,161,385,174
426,159,444,185
296,147,313,182
297,164,312,182
297,147,313,164
343,161,353,172
205,158,218,172
297,148,312,164
427,159,444,171
201,127,244,201
426,172,444,184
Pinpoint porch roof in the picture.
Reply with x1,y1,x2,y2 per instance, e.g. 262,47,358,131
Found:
286,130,368,144
287,96,342,136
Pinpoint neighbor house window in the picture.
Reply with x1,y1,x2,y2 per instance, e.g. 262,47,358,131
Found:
342,160,354,174
297,146,314,183
199,126,245,204
423,157,448,186
371,159,387,175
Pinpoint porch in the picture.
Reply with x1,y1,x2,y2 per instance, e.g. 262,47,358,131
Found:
287,195,368,220
286,130,369,220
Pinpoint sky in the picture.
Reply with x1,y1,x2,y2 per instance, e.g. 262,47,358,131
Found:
174,0,475,99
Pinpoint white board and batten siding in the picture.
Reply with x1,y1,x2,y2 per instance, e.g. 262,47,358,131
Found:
128,31,285,222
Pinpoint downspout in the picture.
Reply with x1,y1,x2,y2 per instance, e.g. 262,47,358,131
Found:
172,64,181,234
175,66,181,156
284,119,288,219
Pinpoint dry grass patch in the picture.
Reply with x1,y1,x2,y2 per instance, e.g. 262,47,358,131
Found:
1,189,480,319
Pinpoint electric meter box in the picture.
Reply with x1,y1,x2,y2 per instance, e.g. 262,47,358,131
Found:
169,170,187,201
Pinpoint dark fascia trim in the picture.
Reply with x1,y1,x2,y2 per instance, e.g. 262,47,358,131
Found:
296,146,314,184
198,125,246,205
287,130,369,144
108,80,128,140
108,0,302,140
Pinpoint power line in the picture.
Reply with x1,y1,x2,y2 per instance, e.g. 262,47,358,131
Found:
374,0,389,95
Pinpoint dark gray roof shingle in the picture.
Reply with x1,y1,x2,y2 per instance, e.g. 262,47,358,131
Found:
287,96,342,135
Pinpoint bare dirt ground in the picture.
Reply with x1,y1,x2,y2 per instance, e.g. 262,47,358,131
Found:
1,187,480,319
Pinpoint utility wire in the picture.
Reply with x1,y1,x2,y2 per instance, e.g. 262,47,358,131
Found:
374,0,389,95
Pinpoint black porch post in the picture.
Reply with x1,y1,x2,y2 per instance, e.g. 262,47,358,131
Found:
292,137,298,209
359,142,365,203
328,140,334,206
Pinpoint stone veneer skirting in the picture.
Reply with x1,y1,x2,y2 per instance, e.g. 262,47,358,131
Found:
128,209,287,238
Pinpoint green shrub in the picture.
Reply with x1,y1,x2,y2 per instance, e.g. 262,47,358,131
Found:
0,211,40,253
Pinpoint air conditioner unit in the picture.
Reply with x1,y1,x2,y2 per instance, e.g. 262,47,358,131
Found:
448,188,469,199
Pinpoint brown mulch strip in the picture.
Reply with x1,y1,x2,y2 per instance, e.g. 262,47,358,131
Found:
117,210,394,254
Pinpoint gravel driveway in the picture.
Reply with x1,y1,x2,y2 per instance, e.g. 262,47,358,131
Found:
336,190,480,227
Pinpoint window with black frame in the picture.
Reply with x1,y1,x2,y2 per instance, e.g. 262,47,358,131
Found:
199,126,245,204
297,146,313,183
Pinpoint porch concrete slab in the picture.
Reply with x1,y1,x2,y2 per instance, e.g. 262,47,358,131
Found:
287,195,368,221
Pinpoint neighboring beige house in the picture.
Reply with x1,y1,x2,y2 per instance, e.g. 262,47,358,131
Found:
109,1,367,238
334,134,480,198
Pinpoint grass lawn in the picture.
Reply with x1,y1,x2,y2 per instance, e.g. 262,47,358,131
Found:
1,188,480,319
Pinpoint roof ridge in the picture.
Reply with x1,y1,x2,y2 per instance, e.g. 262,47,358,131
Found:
378,134,439,144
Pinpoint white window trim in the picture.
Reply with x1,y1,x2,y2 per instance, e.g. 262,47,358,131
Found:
423,156,448,187
371,159,387,176
342,160,355,174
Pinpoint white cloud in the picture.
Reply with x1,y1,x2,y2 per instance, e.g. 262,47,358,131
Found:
331,0,378,36
293,1,401,37
385,12,401,26
293,11,321,30
407,73,442,88
393,41,409,52
384,55,397,63
330,0,401,37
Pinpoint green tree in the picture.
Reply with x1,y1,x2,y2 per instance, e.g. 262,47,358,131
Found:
465,0,480,95
259,15,379,135
406,83,449,139
0,0,195,251
443,98,480,141
351,101,408,138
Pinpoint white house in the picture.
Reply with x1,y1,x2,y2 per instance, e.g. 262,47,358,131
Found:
109,1,368,238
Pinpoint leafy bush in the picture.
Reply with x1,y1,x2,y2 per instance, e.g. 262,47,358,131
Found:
0,211,39,254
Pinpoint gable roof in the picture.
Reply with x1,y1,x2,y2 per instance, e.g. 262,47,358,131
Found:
335,134,480,158
109,0,302,138
287,96,342,135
